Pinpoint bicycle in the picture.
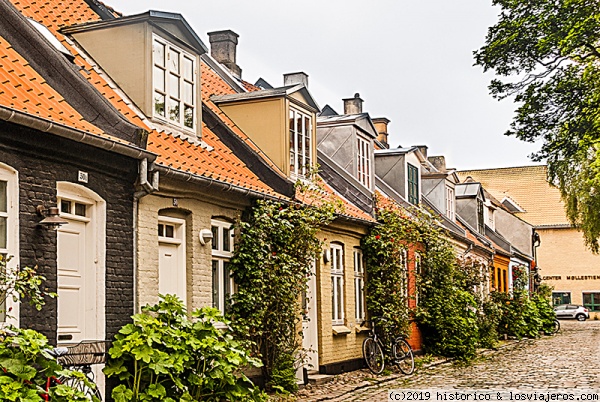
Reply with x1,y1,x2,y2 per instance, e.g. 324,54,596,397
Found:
48,340,110,401
362,317,414,375
550,318,560,334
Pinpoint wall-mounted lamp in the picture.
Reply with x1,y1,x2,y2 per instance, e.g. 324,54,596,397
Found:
199,228,214,245
323,249,331,264
37,205,68,230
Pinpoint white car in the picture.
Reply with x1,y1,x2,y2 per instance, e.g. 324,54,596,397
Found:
554,304,589,321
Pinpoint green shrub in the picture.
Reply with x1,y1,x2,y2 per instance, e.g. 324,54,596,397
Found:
104,295,266,402
478,299,501,348
0,327,97,401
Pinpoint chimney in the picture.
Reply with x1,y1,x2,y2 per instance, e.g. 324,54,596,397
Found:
283,72,309,87
343,93,363,115
372,117,390,149
414,145,428,159
428,156,447,173
207,30,242,79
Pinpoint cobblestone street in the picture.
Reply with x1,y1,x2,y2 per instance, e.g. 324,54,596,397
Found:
297,320,600,401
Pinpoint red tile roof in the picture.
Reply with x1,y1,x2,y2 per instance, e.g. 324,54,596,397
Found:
240,79,262,92
7,0,288,198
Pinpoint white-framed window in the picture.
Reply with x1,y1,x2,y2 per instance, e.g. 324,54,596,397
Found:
357,136,371,188
446,186,455,221
414,252,422,306
400,248,408,298
354,248,365,323
407,163,419,205
289,107,312,178
331,243,344,325
211,219,235,315
0,165,18,325
153,35,196,130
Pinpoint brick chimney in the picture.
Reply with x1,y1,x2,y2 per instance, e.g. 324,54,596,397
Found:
414,145,428,159
207,30,242,79
428,156,447,173
372,117,390,149
343,93,363,115
283,72,309,87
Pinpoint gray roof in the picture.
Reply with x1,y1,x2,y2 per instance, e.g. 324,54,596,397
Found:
455,182,483,198
211,84,320,112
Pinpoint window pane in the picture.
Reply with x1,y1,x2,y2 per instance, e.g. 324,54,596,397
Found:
336,278,343,318
154,92,165,117
169,73,180,98
183,57,193,81
583,293,592,305
168,98,180,122
158,224,164,237
153,40,165,67
169,49,180,73
224,262,231,297
74,203,86,217
331,277,335,320
183,82,193,105
222,227,231,252
212,260,219,308
184,105,194,129
60,200,71,214
165,225,174,238
0,217,6,249
153,66,165,92
211,226,218,250
0,181,6,213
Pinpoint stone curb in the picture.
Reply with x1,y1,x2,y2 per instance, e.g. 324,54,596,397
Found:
303,339,523,402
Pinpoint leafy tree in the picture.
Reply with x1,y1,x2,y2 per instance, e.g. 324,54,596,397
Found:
474,0,600,251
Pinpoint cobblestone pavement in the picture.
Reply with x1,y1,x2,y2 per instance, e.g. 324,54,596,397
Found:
297,320,600,401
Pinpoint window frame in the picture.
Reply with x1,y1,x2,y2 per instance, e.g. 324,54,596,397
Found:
330,243,345,326
552,291,571,306
152,35,197,131
289,106,313,178
0,165,18,326
414,252,422,306
477,198,485,233
407,163,419,205
211,219,235,315
356,135,372,188
354,248,365,324
582,292,600,312
446,185,455,221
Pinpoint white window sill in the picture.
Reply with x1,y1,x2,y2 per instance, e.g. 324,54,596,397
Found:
332,325,351,336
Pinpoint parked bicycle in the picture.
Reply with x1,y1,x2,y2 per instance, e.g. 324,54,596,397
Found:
48,340,110,401
362,317,414,375
550,318,560,334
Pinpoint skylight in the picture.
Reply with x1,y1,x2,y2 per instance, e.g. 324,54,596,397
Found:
501,196,525,213
28,19,74,61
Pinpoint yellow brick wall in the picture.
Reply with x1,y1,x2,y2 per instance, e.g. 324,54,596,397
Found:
136,193,243,312
537,227,600,319
316,224,369,366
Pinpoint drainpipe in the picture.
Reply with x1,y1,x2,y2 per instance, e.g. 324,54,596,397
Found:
133,158,159,312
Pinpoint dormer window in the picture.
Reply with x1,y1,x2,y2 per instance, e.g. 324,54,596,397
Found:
446,185,455,220
407,163,419,205
357,136,371,188
289,107,313,178
153,36,196,130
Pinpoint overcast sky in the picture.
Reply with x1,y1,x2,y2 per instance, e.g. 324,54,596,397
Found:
110,0,542,170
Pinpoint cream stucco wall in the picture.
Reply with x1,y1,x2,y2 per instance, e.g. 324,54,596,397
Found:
537,227,600,319
136,190,246,312
316,221,369,367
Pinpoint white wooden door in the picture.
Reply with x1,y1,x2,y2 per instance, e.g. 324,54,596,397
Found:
57,218,95,343
158,217,186,303
158,242,185,299
297,262,319,383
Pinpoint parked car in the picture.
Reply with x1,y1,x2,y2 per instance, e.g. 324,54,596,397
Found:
554,304,589,321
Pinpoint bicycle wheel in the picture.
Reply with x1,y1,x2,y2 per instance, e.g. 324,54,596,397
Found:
58,367,102,401
552,319,560,334
362,337,385,374
393,337,414,375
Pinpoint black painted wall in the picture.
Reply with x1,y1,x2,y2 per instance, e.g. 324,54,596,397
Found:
0,120,139,344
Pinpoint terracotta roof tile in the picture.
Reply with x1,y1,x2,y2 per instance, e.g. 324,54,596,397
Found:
457,166,568,226
240,79,262,92
0,33,104,135
295,183,375,222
